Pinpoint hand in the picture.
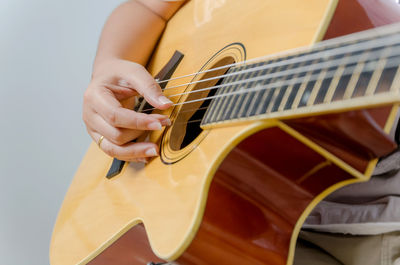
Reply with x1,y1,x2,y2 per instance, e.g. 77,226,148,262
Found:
83,59,173,162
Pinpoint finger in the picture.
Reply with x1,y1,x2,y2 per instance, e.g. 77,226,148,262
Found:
88,112,144,145
106,83,139,101
121,64,173,110
92,132,160,161
92,88,170,130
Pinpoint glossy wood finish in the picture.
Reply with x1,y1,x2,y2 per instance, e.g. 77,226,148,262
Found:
88,119,397,265
177,127,358,265
285,107,396,173
50,0,400,265
324,0,400,40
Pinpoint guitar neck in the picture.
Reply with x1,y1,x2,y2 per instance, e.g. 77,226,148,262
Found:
201,24,400,129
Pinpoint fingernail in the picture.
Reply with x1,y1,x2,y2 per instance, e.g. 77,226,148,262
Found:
161,118,171,126
137,158,148,163
158,95,173,105
148,121,162,130
145,147,158,157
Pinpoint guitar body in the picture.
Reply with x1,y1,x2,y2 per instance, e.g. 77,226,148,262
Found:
50,0,400,264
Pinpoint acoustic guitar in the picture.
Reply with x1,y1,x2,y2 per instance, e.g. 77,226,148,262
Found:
50,0,400,264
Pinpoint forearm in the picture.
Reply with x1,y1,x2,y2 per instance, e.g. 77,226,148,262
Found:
93,0,184,76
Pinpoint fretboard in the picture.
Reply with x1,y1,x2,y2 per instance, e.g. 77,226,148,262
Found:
201,24,400,128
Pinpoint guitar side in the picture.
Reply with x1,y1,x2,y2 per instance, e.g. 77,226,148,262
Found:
50,1,400,265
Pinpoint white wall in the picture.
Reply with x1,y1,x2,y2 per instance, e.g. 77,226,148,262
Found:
0,0,124,264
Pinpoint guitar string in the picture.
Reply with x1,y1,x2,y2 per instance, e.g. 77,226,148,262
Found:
139,49,400,113
165,44,400,99
153,21,400,86
107,37,400,114
109,32,400,95
155,33,400,92
145,54,400,126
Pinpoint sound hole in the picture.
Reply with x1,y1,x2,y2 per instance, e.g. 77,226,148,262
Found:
180,77,224,148
169,57,234,151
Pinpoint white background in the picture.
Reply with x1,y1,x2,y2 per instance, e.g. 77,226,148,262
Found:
0,0,123,264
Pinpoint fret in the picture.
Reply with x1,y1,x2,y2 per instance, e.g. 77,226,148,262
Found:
292,60,318,108
365,58,388,95
282,62,309,110
323,65,346,103
226,67,255,120
343,51,370,99
252,73,275,115
323,53,354,103
255,58,287,114
264,62,292,113
313,65,337,104
266,87,282,113
306,68,326,106
271,85,288,112
271,62,305,111
351,71,372,98
270,61,300,112
365,47,392,96
365,59,387,95
203,69,235,124
283,83,300,110
246,63,275,117
376,65,400,94
350,47,386,98
389,66,400,92
212,68,240,122
331,71,352,101
298,85,313,107
201,26,400,128
218,67,246,122
236,63,265,119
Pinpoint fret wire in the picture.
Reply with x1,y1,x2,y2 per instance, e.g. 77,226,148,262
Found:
331,71,352,102
211,69,237,122
253,58,284,115
202,55,397,121
260,59,289,114
145,55,400,124
244,62,271,117
375,65,399,94
271,86,289,112
292,60,319,108
265,57,299,112
365,47,392,95
283,82,301,110
343,51,370,99
167,43,400,102
351,68,374,98
236,63,265,119
218,66,247,122
264,88,280,113
324,65,346,102
306,68,326,106
246,62,275,117
217,76,240,122
390,67,400,92
277,61,307,111
270,56,299,112
228,71,253,120
323,55,351,103
162,31,400,92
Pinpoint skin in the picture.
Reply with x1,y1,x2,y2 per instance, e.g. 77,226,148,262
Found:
83,0,186,162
